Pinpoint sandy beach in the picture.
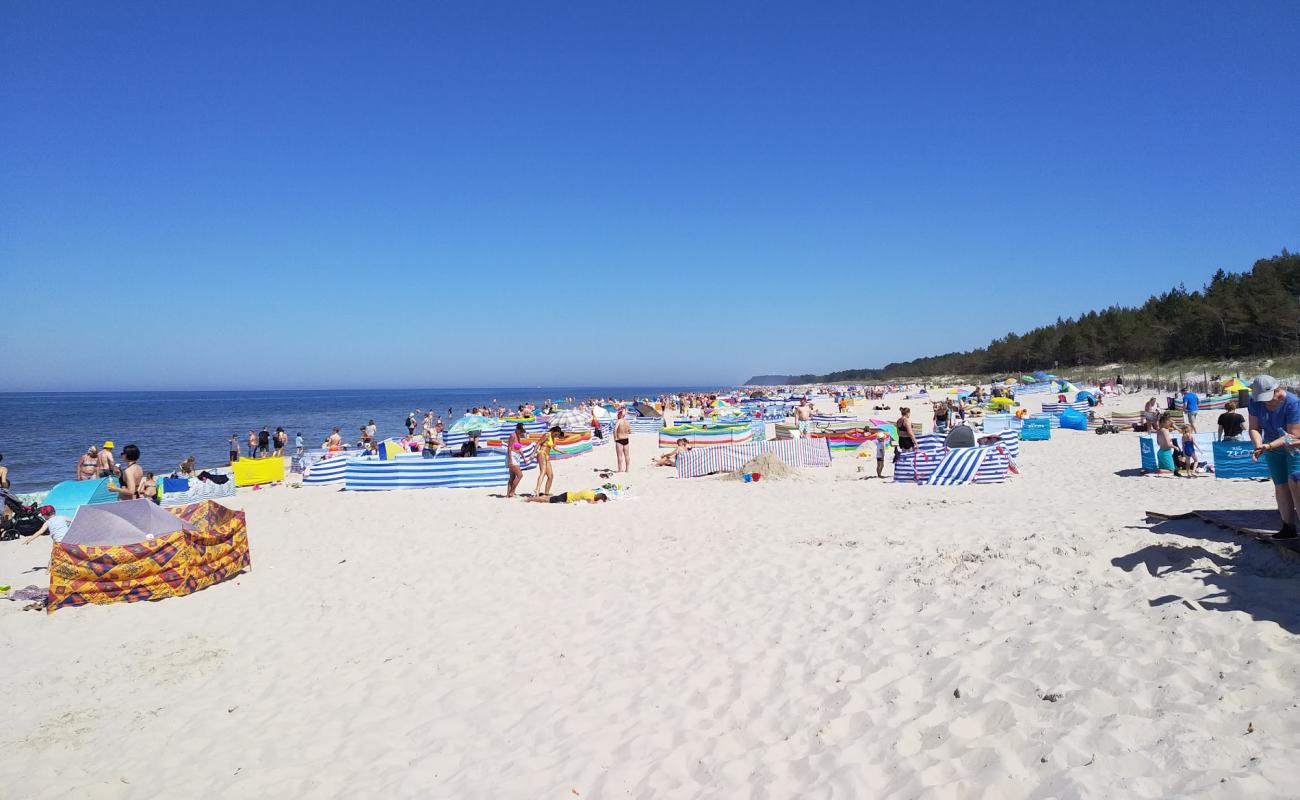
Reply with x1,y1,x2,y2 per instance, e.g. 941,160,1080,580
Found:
3,391,1299,798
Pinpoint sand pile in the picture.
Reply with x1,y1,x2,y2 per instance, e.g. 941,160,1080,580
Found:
724,452,798,481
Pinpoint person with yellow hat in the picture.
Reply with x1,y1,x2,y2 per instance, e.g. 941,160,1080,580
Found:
96,441,117,478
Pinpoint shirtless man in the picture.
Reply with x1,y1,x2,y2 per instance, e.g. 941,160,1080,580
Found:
613,409,631,472
793,398,814,434
326,427,343,451
97,441,117,478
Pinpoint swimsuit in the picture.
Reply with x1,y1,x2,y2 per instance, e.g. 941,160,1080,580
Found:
615,438,630,446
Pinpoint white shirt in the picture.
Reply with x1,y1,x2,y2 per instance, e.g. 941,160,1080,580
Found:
47,516,72,543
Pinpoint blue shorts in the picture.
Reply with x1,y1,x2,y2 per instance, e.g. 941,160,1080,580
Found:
1264,447,1300,486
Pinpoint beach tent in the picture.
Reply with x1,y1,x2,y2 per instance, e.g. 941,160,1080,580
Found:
944,425,977,449
548,408,593,433
634,401,661,418
1076,390,1096,403
47,499,250,613
43,478,116,519
1223,378,1248,393
1060,409,1089,431
449,414,498,434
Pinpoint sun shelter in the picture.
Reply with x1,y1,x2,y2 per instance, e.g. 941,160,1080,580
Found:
47,499,250,612
42,478,117,519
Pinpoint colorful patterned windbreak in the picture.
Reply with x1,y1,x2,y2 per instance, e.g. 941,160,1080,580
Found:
47,500,250,613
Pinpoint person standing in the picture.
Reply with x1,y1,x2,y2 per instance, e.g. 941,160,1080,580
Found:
1217,402,1245,441
0,453,7,489
295,432,304,456
406,412,417,436
894,408,915,463
107,444,144,500
257,426,271,458
1182,387,1200,432
228,434,240,464
78,446,98,480
1249,375,1300,539
273,427,287,457
246,430,257,458
366,419,378,442
506,423,527,498
534,426,558,497
97,441,117,478
793,398,813,434
326,427,343,451
613,409,631,473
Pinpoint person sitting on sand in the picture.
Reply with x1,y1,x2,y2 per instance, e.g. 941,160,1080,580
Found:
1154,413,1179,476
524,489,609,504
140,471,158,501
654,438,691,467
178,456,197,476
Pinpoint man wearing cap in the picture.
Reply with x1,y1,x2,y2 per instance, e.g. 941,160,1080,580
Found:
1248,375,1300,539
96,441,117,478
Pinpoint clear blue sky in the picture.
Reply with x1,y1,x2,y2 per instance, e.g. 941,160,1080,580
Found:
3,2,1297,390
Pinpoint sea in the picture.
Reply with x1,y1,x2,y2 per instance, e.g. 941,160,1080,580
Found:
0,386,717,494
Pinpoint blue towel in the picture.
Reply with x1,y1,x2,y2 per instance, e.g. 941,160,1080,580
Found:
162,477,190,494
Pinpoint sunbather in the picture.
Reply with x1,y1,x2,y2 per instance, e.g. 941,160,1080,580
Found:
524,489,609,504
654,438,691,466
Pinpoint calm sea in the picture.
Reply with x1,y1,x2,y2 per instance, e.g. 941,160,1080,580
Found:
0,386,714,493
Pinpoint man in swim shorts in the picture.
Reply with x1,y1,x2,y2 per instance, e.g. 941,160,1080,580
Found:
1248,375,1300,539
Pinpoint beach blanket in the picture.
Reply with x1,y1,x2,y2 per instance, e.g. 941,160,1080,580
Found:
675,439,832,479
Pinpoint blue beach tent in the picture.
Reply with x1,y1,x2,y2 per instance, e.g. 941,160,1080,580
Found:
43,478,118,519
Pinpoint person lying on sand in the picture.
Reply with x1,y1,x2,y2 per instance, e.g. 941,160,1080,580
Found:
653,438,691,467
524,490,609,504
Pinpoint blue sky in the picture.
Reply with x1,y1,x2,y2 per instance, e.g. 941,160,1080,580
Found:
3,2,1297,390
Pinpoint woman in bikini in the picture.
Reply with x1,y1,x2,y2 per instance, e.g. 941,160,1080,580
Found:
534,426,559,497
894,407,915,463
506,423,527,498
78,446,99,481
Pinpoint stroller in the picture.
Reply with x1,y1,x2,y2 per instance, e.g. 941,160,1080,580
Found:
1,488,44,541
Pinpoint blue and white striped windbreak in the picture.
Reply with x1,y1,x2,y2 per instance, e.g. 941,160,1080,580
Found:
925,447,989,485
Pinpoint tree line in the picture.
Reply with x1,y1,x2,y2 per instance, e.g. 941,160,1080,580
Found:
755,251,1300,384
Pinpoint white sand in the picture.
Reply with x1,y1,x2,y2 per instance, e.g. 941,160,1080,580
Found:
3,391,1299,798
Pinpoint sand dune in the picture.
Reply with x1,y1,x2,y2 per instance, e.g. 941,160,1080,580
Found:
3,391,1298,798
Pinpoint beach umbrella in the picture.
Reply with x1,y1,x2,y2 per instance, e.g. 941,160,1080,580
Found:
1223,377,1247,393
590,405,613,422
449,414,499,435
1020,374,1035,383
548,408,592,433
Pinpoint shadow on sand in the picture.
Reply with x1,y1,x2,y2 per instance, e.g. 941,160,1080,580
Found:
1112,516,1300,635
